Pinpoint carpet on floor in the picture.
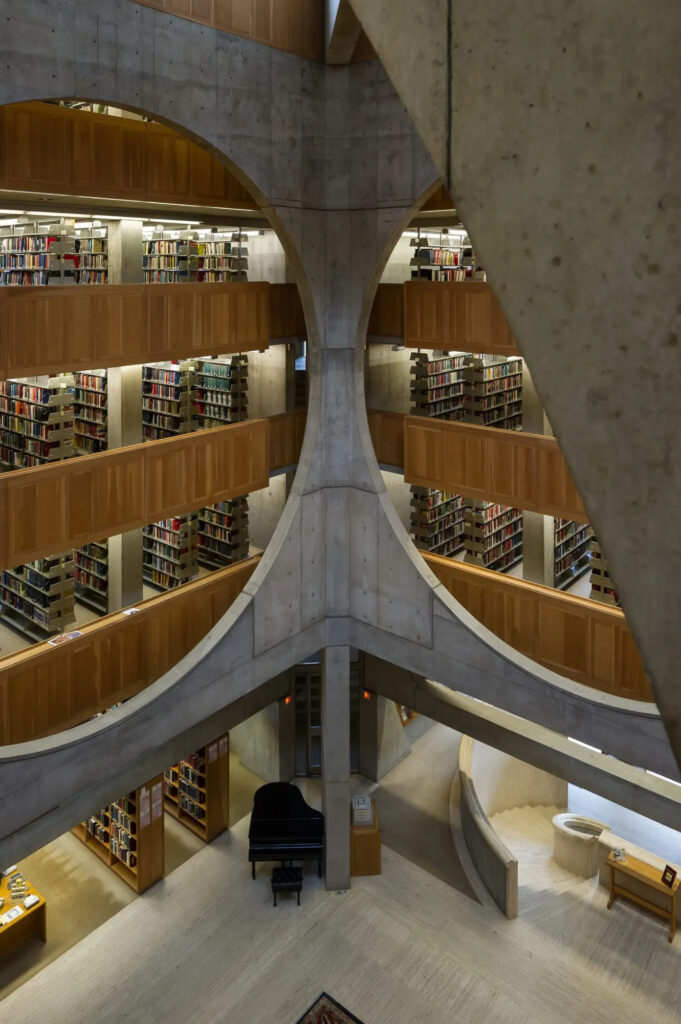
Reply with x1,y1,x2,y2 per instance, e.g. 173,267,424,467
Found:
296,992,365,1024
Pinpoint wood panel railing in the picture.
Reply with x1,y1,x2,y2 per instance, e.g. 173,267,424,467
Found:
126,0,324,61
0,420,270,569
269,409,307,471
367,282,520,355
404,417,588,522
0,556,261,745
269,283,306,338
423,553,652,703
367,409,405,468
367,283,404,338
0,102,255,209
0,282,270,379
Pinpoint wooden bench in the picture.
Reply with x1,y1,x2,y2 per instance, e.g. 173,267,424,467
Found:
607,851,679,942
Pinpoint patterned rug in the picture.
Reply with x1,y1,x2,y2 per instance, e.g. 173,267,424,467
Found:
296,992,365,1024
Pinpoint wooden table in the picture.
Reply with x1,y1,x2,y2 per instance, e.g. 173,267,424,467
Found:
0,872,46,958
607,852,678,942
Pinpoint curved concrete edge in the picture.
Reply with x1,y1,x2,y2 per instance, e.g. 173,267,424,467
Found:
458,737,518,919
552,813,611,877
447,756,496,912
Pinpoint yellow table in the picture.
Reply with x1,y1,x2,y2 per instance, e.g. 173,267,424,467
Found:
607,852,678,942
0,872,46,958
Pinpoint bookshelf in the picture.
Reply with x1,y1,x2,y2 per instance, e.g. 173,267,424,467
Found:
73,224,108,284
589,538,620,606
197,233,248,282
554,519,593,590
71,775,165,893
74,369,107,454
0,218,77,286
142,361,197,441
143,513,199,590
163,735,229,842
410,488,465,558
198,498,249,570
193,355,249,429
463,355,523,429
463,501,523,572
142,234,198,283
409,229,469,282
410,351,467,420
0,375,75,470
75,540,109,614
409,351,467,558
227,231,249,281
0,552,76,640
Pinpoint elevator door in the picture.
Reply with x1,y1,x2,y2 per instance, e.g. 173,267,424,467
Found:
293,656,361,777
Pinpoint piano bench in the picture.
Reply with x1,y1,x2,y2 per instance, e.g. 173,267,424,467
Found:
271,866,303,907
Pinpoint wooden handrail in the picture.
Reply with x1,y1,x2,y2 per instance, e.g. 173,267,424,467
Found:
0,556,261,745
269,409,307,471
424,552,652,703
0,102,256,210
0,282,271,379
123,0,325,62
367,409,405,468
0,419,270,569
367,281,520,356
404,416,588,522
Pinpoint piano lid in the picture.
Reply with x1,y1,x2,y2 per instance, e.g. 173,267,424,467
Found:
249,782,324,838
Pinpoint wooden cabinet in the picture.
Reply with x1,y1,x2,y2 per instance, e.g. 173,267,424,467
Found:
164,735,230,842
350,801,381,876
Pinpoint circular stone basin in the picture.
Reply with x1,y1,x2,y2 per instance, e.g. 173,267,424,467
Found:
552,813,610,877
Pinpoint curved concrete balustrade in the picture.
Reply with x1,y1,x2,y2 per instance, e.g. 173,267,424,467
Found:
552,813,610,877
458,736,518,918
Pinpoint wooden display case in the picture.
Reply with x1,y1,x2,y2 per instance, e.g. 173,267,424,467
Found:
350,801,381,877
0,870,46,958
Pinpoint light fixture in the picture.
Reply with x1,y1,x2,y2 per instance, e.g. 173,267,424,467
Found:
0,218,19,227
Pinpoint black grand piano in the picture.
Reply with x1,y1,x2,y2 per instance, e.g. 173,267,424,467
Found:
248,782,324,879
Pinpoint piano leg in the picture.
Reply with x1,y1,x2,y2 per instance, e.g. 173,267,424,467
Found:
274,892,277,907
297,891,300,906
252,861,255,880
318,858,322,878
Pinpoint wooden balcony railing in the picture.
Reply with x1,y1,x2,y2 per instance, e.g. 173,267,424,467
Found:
424,552,652,703
404,416,588,522
0,102,256,209
367,409,405,468
368,281,520,356
269,409,307,471
0,556,261,745
0,419,270,569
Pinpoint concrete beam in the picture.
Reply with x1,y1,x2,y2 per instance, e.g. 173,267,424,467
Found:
325,0,363,65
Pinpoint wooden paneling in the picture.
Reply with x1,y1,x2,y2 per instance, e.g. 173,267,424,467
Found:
404,417,588,522
0,557,261,745
367,409,405,469
421,184,456,211
130,0,325,61
0,102,256,209
269,283,306,338
268,409,307,471
403,281,520,355
423,552,652,703
0,420,270,568
368,283,404,338
0,282,270,378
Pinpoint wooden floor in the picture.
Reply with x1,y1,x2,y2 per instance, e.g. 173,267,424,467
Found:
4,807,680,1024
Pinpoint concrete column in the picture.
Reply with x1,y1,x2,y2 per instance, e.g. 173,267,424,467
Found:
107,364,143,611
105,219,145,612
321,645,351,890
522,361,554,586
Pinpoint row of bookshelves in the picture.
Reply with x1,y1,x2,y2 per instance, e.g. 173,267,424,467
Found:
410,352,523,429
72,735,229,893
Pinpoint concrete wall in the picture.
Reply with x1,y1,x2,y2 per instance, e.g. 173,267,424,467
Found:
248,346,287,418
470,739,567,818
229,704,281,782
248,474,288,552
459,737,518,918
359,694,410,781
381,470,411,531
365,344,411,412
248,229,286,283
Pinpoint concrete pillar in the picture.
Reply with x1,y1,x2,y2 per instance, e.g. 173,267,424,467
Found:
105,219,145,612
522,362,554,586
321,645,351,890
106,364,143,611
